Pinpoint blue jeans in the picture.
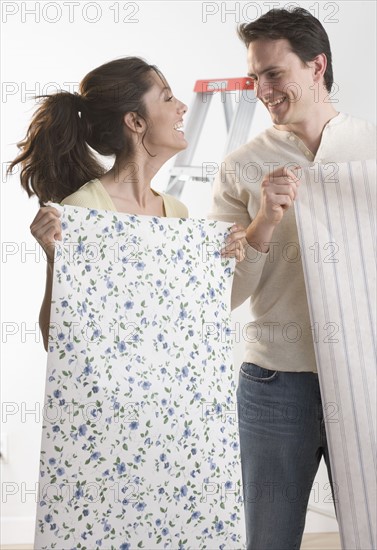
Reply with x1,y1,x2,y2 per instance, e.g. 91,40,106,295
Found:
237,362,335,550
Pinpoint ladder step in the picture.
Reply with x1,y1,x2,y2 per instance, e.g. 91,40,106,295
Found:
169,166,212,180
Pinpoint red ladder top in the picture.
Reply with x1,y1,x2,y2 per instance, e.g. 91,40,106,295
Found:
194,77,254,92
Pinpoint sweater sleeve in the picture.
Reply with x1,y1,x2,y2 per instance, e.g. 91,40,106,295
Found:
207,157,269,310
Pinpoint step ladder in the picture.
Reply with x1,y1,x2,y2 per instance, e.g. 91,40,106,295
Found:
165,77,257,198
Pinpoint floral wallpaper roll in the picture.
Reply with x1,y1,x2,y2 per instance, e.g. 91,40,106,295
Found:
34,205,245,549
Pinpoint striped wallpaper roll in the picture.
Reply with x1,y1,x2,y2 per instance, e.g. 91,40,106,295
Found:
295,159,376,549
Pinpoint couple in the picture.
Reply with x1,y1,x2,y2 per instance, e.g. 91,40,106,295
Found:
9,7,376,549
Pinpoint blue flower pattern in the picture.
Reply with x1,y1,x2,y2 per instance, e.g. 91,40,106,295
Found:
35,205,245,549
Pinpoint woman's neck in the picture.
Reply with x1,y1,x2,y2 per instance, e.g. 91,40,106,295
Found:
100,151,165,207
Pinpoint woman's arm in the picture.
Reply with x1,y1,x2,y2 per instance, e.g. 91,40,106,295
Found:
30,205,62,351
39,261,54,351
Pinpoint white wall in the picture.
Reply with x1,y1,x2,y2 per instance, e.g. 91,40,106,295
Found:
1,0,376,544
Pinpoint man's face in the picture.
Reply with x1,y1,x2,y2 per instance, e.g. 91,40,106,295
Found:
247,38,318,127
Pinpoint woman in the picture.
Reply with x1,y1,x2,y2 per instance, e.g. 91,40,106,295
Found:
8,56,246,351
9,57,247,547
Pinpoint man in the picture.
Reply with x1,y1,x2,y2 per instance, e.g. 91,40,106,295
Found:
210,7,376,549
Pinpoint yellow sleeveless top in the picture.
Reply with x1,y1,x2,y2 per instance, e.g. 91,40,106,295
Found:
61,178,188,218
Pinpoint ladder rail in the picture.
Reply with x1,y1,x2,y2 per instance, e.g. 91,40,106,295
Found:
223,97,257,156
170,92,213,168
222,91,233,131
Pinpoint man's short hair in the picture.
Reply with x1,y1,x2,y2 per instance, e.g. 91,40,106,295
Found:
238,7,333,93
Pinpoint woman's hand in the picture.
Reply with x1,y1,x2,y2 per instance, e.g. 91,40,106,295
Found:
221,224,247,262
30,205,62,262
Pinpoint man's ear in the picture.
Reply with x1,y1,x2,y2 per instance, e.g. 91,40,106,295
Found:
311,53,327,83
124,112,145,134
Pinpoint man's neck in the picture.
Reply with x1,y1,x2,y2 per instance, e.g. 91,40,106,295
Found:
275,107,339,156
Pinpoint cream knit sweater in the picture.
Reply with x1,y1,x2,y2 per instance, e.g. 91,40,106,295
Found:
209,112,376,372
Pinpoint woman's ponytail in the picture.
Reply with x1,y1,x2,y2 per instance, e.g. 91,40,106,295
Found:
7,91,104,205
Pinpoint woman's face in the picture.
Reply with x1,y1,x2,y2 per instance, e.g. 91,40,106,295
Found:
140,71,188,157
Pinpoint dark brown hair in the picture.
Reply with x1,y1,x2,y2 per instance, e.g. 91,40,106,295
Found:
7,57,161,205
238,7,333,92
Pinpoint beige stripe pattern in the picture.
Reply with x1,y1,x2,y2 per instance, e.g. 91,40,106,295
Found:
295,160,376,549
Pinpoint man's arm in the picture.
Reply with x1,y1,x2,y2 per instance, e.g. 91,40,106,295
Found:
208,160,269,310
209,162,300,310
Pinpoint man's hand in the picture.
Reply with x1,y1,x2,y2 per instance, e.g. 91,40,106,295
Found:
258,165,301,226
245,166,301,253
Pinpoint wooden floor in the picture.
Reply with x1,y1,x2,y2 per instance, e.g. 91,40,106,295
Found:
0,532,341,550
301,532,341,549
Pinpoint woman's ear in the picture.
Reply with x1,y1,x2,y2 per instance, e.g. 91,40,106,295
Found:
124,112,145,134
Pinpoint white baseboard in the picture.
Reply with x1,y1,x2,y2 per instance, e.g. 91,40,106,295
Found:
0,517,34,546
0,510,338,545
305,508,339,533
